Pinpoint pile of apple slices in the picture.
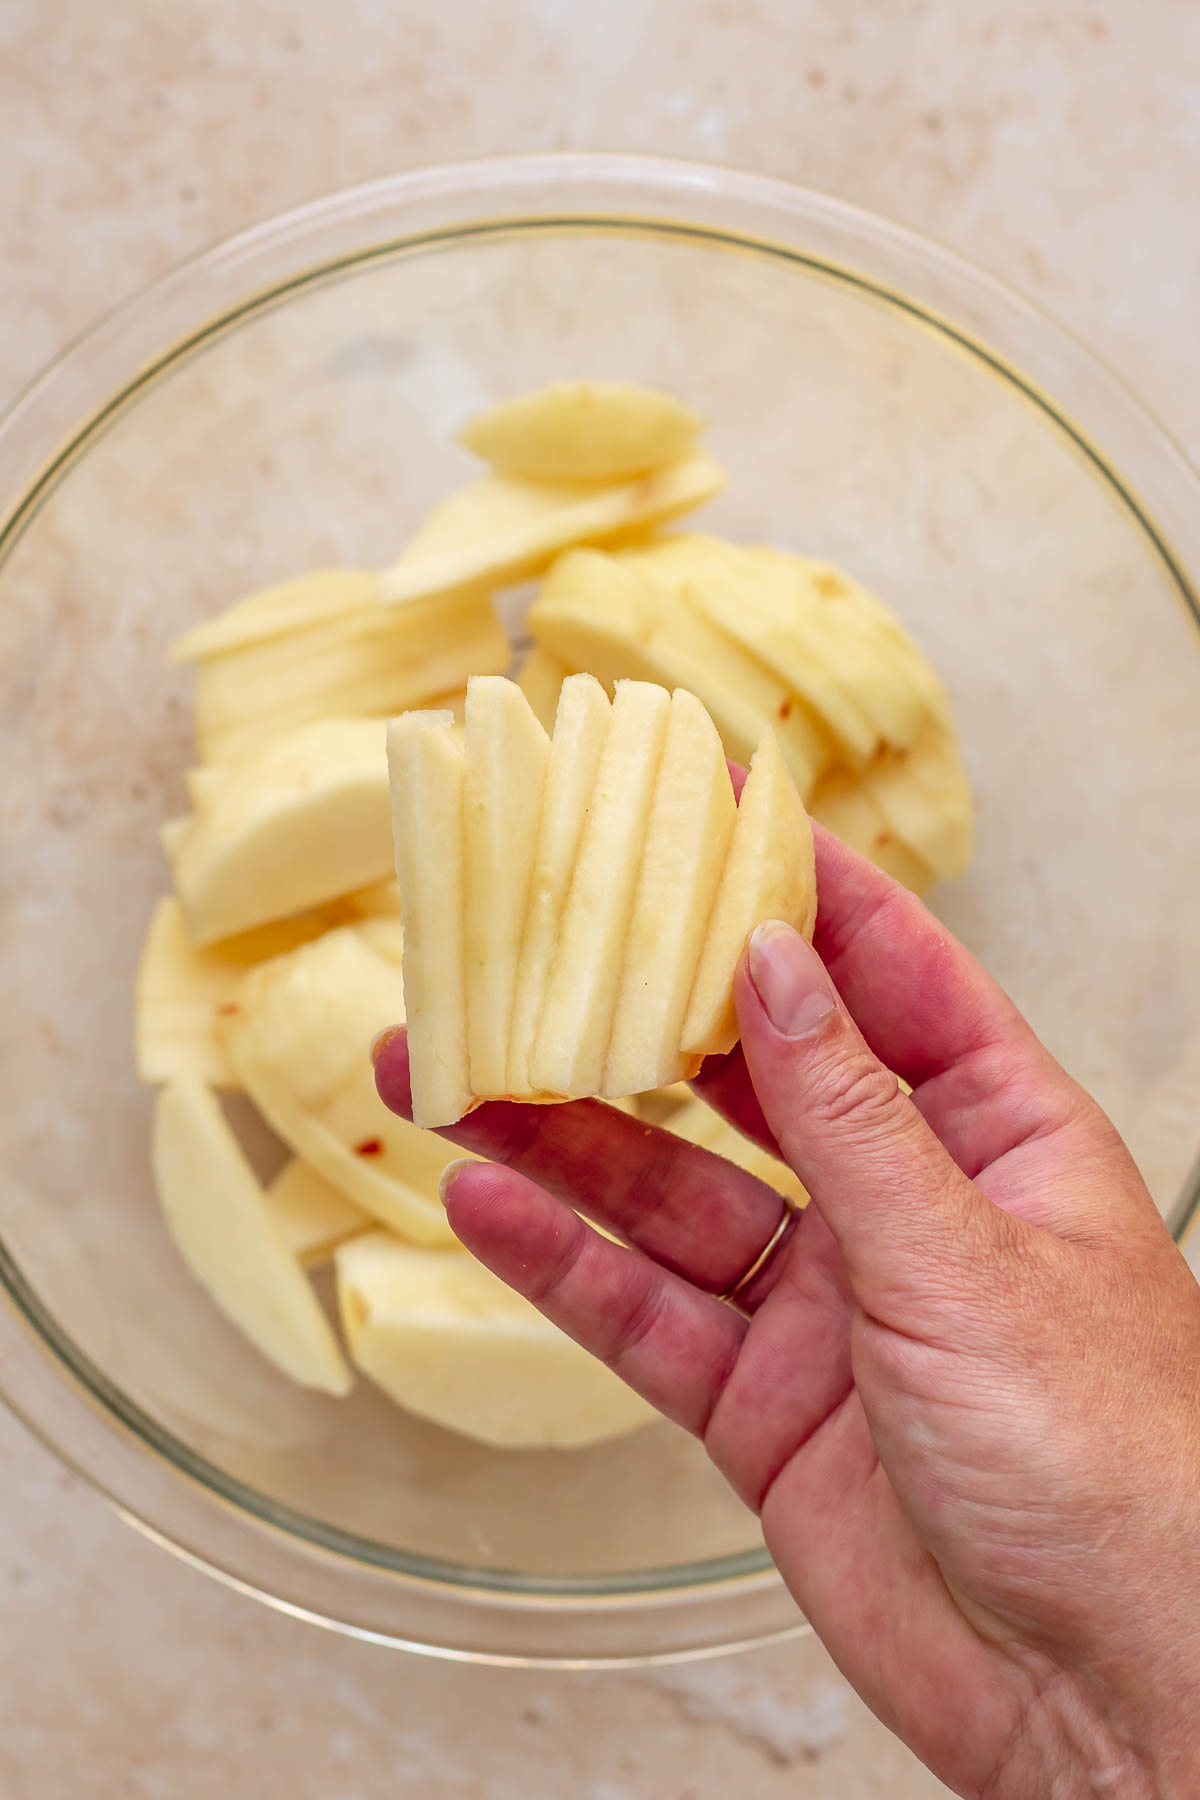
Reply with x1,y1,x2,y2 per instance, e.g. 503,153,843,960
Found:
522,535,971,892
134,375,970,1446
389,675,815,1129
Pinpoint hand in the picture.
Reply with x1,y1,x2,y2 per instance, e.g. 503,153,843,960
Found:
375,828,1200,1798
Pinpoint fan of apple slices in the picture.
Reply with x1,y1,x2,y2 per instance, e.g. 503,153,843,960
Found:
389,675,816,1129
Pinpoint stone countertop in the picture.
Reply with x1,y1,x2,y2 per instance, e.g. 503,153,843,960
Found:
2,3,1199,1795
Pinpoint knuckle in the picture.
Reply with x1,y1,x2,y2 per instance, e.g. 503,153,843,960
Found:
810,1049,902,1135
607,1273,669,1367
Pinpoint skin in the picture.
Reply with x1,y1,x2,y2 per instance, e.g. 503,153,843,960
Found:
374,826,1200,1797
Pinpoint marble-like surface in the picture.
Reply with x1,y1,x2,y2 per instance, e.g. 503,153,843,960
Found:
2,2,1199,1795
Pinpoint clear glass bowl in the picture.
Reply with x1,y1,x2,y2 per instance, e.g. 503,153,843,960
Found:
1,155,1198,1668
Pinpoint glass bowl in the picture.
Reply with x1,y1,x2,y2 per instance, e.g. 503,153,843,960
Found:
1,155,1198,1668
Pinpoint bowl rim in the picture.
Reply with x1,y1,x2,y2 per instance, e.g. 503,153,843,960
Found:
2,151,1199,1664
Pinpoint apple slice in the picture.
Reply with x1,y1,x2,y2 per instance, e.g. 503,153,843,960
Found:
682,727,817,1058
336,1234,655,1448
858,724,973,879
515,646,568,733
220,922,463,1245
603,689,737,1095
463,678,552,1098
530,548,829,796
808,767,934,895
134,893,385,1087
167,717,393,944
170,569,382,663
529,680,672,1099
458,381,705,483
386,711,472,1129
379,454,725,607
507,674,612,1096
193,586,508,764
152,1081,352,1394
265,1159,372,1268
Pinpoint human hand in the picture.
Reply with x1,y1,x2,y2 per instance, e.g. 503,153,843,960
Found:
374,827,1200,1798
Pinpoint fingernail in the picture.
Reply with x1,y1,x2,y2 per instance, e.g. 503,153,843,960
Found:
438,1158,475,1206
747,921,837,1038
369,1024,403,1067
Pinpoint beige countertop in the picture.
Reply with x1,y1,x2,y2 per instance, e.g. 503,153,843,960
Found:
3,3,1199,1795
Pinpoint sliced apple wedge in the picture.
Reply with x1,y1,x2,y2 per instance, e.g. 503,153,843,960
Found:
530,680,672,1099
515,646,569,733
682,727,817,1058
386,711,471,1129
603,689,737,1095
220,923,463,1245
507,674,612,1096
167,717,393,945
265,1159,372,1268
458,380,705,483
336,1234,655,1448
152,1081,352,1394
530,548,829,797
463,678,552,1098
379,454,725,607
858,723,973,880
808,766,935,895
170,569,383,662
134,893,383,1087
192,585,508,764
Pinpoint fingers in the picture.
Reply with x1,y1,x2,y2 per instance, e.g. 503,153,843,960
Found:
441,1159,745,1435
374,1030,790,1301
736,919,1016,1331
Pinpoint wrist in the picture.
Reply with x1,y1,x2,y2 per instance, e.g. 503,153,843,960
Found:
989,1662,1200,1800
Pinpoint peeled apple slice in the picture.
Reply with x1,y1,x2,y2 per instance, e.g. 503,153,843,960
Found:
462,679,551,1098
265,1159,371,1268
133,893,389,1087
859,724,973,880
529,548,828,797
808,767,934,896
379,453,725,607
458,380,705,483
507,674,612,1096
682,727,817,1058
170,569,383,662
336,1234,655,1448
220,923,463,1246
386,712,471,1130
602,689,737,1095
515,647,569,733
152,1081,352,1394
167,718,393,945
530,680,672,1099
192,585,508,765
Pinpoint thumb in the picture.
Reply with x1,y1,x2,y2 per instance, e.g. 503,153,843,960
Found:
735,919,1009,1330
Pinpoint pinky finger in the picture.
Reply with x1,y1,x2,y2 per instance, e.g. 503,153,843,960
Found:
442,1161,746,1438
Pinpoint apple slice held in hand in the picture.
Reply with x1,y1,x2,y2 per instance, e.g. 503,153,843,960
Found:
387,675,815,1122
462,678,551,1098
602,688,737,1096
507,674,613,1097
529,679,673,1100
682,726,817,1059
